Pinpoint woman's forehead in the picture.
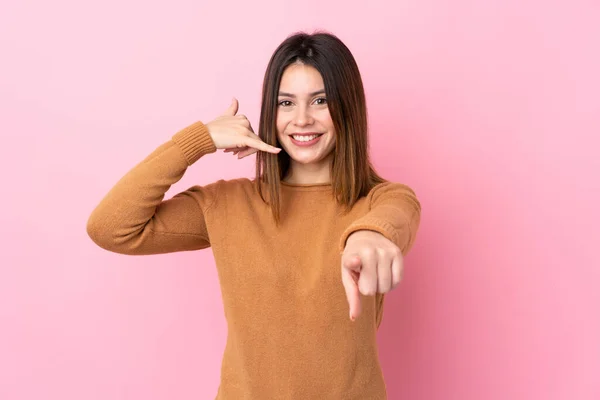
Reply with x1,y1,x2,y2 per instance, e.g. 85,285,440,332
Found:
278,64,325,96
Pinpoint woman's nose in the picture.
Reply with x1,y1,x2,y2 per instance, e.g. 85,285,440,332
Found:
293,106,313,127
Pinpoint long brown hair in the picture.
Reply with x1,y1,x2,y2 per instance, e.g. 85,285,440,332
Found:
255,31,385,222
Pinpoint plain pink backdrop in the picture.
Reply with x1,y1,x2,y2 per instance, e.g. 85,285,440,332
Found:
1,0,599,399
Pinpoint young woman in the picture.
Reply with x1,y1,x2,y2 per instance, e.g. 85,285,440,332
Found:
87,31,421,399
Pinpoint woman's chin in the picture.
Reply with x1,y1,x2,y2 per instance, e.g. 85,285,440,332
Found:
287,152,325,165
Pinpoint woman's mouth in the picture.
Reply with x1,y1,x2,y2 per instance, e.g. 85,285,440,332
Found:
290,133,324,146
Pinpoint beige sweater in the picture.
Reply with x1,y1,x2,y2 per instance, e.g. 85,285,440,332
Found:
87,121,421,399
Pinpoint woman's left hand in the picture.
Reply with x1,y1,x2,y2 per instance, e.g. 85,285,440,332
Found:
341,230,404,321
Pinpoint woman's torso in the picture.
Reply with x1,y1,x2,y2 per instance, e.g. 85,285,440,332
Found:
205,179,387,400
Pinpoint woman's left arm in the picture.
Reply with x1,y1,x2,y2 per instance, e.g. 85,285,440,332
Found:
339,182,421,321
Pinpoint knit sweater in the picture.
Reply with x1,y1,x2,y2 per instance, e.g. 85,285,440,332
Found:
86,121,421,399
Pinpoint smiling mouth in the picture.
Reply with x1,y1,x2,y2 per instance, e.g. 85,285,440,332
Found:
290,133,323,142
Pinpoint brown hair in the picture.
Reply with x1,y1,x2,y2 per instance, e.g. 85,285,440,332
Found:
255,31,385,222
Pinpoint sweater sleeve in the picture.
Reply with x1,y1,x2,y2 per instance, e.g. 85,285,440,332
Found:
339,182,421,254
86,121,219,255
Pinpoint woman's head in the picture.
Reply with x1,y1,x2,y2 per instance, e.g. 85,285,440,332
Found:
275,62,337,174
256,31,385,221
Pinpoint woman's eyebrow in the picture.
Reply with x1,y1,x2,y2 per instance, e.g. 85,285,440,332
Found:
278,89,326,97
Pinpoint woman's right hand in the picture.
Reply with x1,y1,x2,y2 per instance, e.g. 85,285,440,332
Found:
206,98,281,158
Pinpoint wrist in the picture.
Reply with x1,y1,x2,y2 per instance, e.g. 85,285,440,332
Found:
172,121,217,165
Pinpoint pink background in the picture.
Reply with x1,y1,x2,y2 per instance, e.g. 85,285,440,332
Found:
1,1,599,399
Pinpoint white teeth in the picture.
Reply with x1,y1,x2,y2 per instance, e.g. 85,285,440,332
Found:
292,134,320,142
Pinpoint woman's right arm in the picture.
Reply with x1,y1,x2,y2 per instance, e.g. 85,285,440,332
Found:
86,98,280,255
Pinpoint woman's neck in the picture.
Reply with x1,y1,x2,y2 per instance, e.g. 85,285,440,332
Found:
283,159,332,185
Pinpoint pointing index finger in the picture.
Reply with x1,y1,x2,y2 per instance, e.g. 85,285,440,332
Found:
342,255,363,321
244,137,281,154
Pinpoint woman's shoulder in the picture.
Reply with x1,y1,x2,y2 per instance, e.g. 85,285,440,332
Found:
364,180,421,213
209,177,262,201
217,177,256,190
368,180,418,198
180,177,260,215
183,177,257,202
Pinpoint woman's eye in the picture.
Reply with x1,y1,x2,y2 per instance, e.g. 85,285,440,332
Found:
314,97,327,105
278,100,292,107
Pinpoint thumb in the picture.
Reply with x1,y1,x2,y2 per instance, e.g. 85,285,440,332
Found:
341,255,362,321
223,97,239,116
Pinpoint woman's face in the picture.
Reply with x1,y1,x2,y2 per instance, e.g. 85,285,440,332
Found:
276,63,336,168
